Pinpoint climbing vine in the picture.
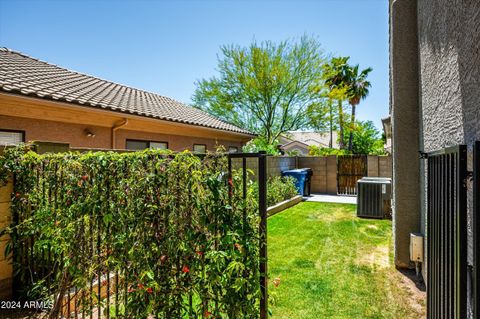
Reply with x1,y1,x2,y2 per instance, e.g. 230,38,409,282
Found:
0,145,260,318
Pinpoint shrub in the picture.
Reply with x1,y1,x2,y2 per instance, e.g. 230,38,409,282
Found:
242,137,280,155
266,176,298,207
308,145,351,156
0,146,261,318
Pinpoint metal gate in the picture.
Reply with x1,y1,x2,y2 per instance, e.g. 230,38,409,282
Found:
473,142,479,319
337,155,367,195
425,145,468,319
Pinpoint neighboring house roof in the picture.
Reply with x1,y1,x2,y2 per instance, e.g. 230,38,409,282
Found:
281,140,310,155
281,139,310,149
280,131,339,149
0,48,253,136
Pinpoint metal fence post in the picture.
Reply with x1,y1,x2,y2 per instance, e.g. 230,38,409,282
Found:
258,151,268,319
473,142,479,319
457,145,467,319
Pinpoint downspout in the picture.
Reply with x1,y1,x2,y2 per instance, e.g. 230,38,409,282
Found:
111,118,128,149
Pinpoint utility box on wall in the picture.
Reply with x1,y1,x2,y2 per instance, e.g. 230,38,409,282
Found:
409,233,424,262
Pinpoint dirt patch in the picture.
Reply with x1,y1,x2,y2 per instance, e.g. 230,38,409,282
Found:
356,245,391,269
395,268,426,316
309,208,351,223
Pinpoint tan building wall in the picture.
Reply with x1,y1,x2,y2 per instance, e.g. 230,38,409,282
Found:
390,0,421,270
0,93,252,152
0,114,243,151
367,156,393,178
0,177,12,300
234,155,391,196
297,156,337,194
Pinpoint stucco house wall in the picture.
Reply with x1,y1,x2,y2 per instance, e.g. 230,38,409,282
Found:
390,0,421,270
0,114,244,151
391,0,480,317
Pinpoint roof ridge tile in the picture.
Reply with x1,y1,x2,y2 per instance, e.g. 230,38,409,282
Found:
0,48,254,136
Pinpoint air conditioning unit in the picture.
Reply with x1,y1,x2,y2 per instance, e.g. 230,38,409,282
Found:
356,177,392,219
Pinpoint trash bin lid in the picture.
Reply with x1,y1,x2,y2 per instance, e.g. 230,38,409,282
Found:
282,169,308,175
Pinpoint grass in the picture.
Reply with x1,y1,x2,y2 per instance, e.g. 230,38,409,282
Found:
268,202,424,319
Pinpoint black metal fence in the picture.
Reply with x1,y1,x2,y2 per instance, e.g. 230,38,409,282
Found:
473,142,480,319
425,145,468,319
228,151,268,319
11,151,268,318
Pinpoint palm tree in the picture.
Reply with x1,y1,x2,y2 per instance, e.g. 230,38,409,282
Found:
346,65,372,152
323,57,350,149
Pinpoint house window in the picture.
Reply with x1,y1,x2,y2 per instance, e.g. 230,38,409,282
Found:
126,139,168,150
149,142,168,150
0,130,24,146
193,144,207,153
228,146,238,153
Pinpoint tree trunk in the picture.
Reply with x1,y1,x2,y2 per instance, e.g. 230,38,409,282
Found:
348,104,356,152
338,100,344,149
49,271,70,319
329,99,333,148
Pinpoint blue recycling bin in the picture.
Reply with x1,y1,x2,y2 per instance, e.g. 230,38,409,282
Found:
282,169,309,195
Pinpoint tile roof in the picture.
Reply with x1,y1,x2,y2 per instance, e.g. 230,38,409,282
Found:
280,131,339,148
0,48,253,136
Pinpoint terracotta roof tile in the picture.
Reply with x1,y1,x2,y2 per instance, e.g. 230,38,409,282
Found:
0,48,253,136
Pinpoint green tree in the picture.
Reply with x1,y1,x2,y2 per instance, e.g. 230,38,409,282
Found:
193,36,325,144
348,120,385,155
242,137,280,155
306,84,335,147
322,57,351,150
346,64,372,152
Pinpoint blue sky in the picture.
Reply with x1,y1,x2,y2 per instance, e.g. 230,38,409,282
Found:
0,0,389,129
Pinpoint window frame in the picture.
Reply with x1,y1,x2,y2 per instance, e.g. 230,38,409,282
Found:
0,129,25,146
126,139,168,150
193,143,207,153
148,141,169,150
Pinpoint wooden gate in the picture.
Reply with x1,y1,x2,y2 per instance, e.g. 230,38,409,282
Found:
337,155,367,195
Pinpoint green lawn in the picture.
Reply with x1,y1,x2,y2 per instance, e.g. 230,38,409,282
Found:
268,202,424,319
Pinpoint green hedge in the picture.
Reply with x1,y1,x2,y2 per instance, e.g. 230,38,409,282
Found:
0,146,261,318
266,176,298,207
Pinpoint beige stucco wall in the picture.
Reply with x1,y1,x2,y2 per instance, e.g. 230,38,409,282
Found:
297,156,338,194
391,1,480,315
234,155,390,195
0,177,12,299
0,115,243,151
390,0,421,269
367,156,393,178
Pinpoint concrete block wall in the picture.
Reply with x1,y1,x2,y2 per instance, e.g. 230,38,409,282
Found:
0,177,12,300
231,156,296,179
267,157,296,178
367,156,393,178
233,155,391,195
378,156,393,178
297,156,338,195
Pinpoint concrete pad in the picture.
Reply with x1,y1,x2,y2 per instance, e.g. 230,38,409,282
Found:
304,193,357,205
